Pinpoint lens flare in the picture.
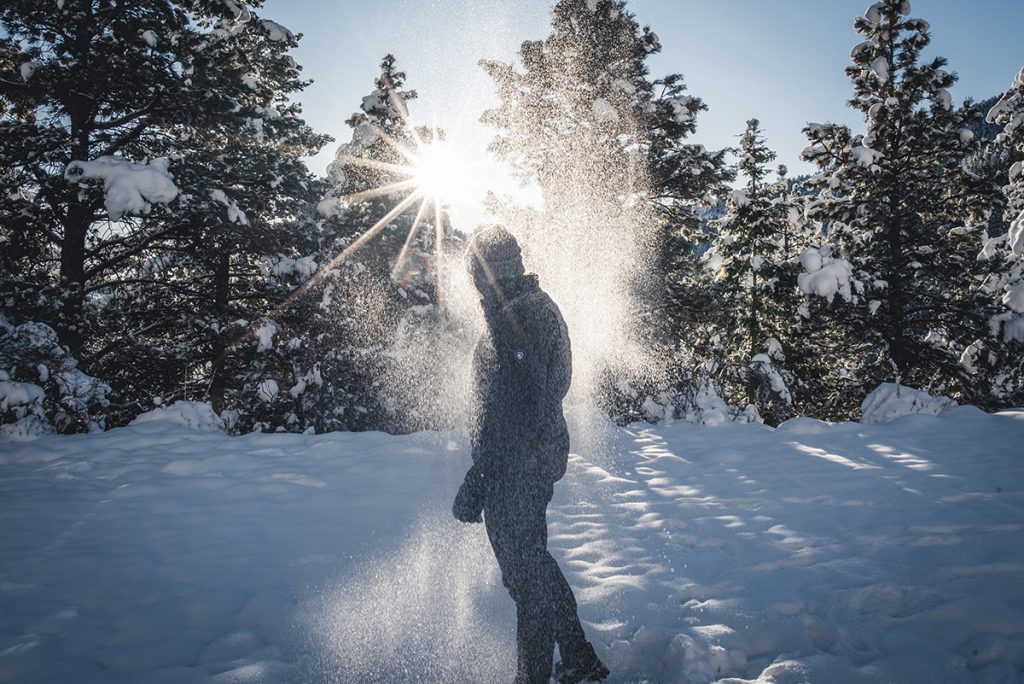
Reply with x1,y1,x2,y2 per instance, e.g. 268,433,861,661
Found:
410,139,474,205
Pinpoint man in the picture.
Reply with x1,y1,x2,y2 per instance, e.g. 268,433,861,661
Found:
452,225,609,684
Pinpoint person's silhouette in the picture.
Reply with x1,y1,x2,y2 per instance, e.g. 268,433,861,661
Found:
453,225,609,684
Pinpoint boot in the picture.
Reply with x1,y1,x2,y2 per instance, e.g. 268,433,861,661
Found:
553,651,609,683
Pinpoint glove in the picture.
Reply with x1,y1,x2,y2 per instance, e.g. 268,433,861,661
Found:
452,463,485,523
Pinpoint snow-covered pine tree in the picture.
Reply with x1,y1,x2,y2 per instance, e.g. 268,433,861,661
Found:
281,55,455,434
0,1,327,429
480,0,730,420
706,120,799,422
168,9,328,423
799,0,985,416
969,66,1024,405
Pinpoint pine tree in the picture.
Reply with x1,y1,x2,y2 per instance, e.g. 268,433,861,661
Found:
707,120,800,422
272,55,458,434
173,9,329,419
480,0,730,416
969,66,1024,405
799,0,985,415
0,1,328,428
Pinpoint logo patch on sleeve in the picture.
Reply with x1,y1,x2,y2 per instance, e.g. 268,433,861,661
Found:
514,349,527,362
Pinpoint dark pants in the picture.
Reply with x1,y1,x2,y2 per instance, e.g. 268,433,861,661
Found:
484,478,591,684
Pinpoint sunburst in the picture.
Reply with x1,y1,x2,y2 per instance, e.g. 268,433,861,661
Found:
319,130,466,288
268,85,484,323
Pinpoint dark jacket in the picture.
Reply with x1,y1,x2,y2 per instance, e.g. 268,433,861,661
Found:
455,273,571,519
472,273,572,485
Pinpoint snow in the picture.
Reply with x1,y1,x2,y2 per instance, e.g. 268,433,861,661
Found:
360,93,383,114
613,78,636,96
863,3,882,25
797,247,854,303
666,95,695,124
1003,282,1024,314
799,248,822,273
261,20,294,42
315,195,343,218
128,401,225,433
851,144,882,169
140,30,158,47
960,339,985,374
869,56,888,84
988,67,1024,135
993,313,1024,343
592,98,620,124
978,235,1003,261
908,17,929,33
221,0,251,22
1010,207,1024,255
0,380,45,410
262,254,317,279
2,406,1024,682
209,189,249,225
749,354,792,405
256,378,279,403
0,319,111,437
288,372,313,399
731,189,750,209
859,383,956,423
349,123,378,150
849,42,872,62
253,321,277,352
64,156,178,221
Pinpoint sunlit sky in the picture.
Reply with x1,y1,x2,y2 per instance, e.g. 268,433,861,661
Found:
263,0,1023,186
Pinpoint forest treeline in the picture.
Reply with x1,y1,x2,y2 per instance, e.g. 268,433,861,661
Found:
1,0,1021,436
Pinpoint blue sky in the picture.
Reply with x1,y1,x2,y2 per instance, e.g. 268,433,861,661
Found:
262,0,1024,179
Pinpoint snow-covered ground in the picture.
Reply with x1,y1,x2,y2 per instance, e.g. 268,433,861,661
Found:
2,404,1023,683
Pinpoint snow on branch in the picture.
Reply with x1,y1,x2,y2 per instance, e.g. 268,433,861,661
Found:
797,246,855,303
64,156,178,221
261,20,294,42
209,189,249,225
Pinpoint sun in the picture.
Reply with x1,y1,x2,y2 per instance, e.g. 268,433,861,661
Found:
409,139,474,206
263,91,513,323
307,126,490,284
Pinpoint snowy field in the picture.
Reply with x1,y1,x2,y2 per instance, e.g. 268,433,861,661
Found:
1,403,1024,683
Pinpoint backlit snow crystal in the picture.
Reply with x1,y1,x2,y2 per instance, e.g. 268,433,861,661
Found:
592,98,619,123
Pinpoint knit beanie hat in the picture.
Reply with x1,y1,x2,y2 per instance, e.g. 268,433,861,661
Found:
466,224,526,283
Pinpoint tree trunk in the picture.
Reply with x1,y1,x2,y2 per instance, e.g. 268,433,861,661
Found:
209,250,231,412
884,176,908,380
747,265,760,405
57,203,90,353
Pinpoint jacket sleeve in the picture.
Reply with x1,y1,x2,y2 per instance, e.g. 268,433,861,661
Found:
469,336,498,466
456,337,498,520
